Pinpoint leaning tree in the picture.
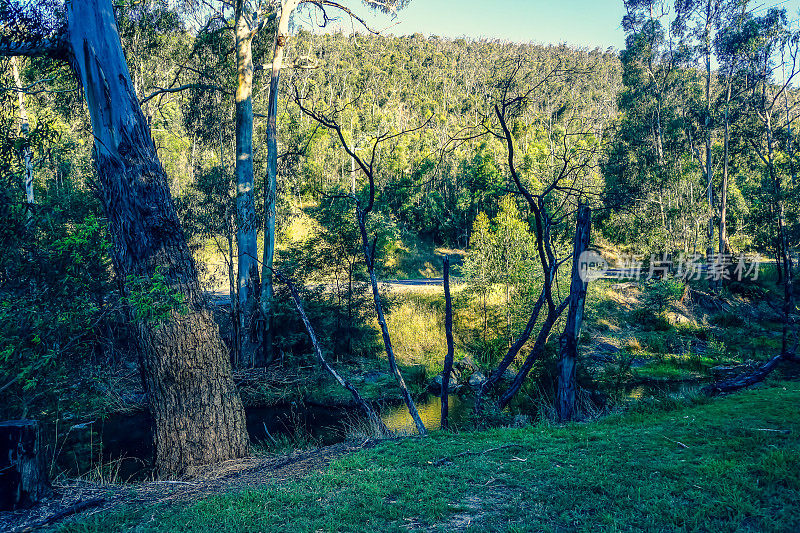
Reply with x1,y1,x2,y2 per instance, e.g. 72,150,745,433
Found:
0,0,249,474
293,79,430,435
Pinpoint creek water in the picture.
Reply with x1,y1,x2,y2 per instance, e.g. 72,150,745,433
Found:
60,380,703,481
621,380,705,402
78,394,469,481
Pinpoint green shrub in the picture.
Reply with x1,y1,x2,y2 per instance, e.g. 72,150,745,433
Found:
642,279,685,313
631,307,673,331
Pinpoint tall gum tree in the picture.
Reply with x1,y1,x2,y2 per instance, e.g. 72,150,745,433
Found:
260,0,299,367
1,0,250,475
259,0,409,363
234,0,275,367
11,57,33,223
197,0,405,366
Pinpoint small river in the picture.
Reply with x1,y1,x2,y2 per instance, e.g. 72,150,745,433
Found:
83,394,469,481
59,380,704,481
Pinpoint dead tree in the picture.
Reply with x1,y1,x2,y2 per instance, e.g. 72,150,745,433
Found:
474,57,604,412
0,0,249,474
556,205,591,421
0,420,51,511
440,255,455,430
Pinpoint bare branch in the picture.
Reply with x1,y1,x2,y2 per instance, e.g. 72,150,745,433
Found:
301,0,381,34
139,83,229,104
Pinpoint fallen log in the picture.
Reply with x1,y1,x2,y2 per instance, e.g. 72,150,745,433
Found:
15,497,106,533
703,353,786,395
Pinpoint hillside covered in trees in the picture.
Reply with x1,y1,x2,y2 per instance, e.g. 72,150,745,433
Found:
0,0,798,530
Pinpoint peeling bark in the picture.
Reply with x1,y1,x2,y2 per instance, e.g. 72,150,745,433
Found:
234,0,261,368
65,0,248,474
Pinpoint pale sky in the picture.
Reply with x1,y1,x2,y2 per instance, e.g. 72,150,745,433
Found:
297,0,800,51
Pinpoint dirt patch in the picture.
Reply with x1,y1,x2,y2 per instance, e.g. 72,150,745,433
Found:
430,486,512,532
0,441,364,532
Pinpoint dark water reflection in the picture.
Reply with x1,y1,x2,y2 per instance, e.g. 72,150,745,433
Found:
92,393,468,480
75,381,704,481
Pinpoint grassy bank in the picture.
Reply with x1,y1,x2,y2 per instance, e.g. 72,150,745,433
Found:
61,381,800,532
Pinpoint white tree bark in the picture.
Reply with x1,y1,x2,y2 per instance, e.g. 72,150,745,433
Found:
260,0,300,364
11,57,34,223
234,0,261,367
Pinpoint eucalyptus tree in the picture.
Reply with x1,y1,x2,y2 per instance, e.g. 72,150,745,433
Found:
615,0,686,231
713,0,750,254
606,0,700,251
10,57,33,222
0,0,249,474
675,0,727,249
233,0,275,367
734,7,798,357
177,0,409,367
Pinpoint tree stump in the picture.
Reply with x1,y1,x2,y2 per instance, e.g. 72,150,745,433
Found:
0,420,51,510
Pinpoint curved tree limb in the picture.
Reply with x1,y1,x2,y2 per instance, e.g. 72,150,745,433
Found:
139,83,229,104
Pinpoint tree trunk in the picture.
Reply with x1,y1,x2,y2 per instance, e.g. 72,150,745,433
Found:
260,0,300,367
66,0,249,475
764,100,795,358
704,0,714,248
498,309,565,410
556,205,591,422
357,209,427,435
234,2,261,368
440,255,455,430
720,81,731,254
475,289,546,412
0,420,51,511
227,204,240,366
11,57,34,223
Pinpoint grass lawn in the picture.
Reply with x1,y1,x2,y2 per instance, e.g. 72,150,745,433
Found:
61,382,800,532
